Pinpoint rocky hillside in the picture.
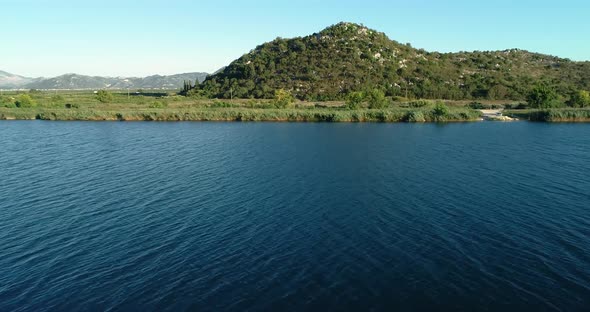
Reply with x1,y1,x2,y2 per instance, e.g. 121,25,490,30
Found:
201,22,590,101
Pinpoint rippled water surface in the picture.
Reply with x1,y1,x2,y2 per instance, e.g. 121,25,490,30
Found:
1,121,590,311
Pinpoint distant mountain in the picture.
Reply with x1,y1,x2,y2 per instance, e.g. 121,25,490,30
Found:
0,71,34,89
0,71,209,90
201,22,590,100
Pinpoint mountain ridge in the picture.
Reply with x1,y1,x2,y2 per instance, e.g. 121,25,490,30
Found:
0,71,209,90
0,70,35,89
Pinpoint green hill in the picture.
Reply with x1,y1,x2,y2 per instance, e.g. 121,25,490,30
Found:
200,22,590,101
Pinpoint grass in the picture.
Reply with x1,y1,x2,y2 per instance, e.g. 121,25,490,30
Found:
0,90,483,122
0,107,483,122
505,108,590,122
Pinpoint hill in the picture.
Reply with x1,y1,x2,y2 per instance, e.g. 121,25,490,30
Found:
0,71,209,90
0,71,34,89
200,22,590,101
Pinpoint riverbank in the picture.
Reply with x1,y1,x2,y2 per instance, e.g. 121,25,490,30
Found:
0,107,482,122
3,90,590,122
505,108,590,122
5,107,590,123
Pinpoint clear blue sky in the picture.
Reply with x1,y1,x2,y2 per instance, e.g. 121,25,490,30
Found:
1,0,589,77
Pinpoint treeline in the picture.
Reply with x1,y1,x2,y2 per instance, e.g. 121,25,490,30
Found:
185,22,590,103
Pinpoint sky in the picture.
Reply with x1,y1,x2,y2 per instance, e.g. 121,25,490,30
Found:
1,0,589,77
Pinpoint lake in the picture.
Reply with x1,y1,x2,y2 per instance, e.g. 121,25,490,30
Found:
1,121,589,311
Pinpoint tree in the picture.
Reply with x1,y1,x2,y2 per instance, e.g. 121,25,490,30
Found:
526,84,558,108
273,89,294,108
488,84,509,100
96,90,114,103
567,90,590,107
346,91,365,109
367,89,388,109
15,94,36,108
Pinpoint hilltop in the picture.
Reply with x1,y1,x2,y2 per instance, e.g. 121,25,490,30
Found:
200,22,590,101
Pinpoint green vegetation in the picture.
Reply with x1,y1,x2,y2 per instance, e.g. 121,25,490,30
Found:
506,108,590,122
367,89,388,109
194,22,590,103
149,100,168,108
15,94,36,108
567,90,590,108
346,92,364,110
51,94,65,104
526,84,559,108
406,110,426,122
0,106,482,122
3,87,590,123
0,90,484,122
273,89,295,108
432,102,450,121
408,100,429,108
96,90,114,103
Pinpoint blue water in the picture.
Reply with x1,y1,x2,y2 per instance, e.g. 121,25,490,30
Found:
1,121,589,311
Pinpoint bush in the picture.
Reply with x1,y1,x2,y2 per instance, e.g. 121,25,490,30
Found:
526,84,558,108
406,110,425,122
408,100,429,108
346,91,365,109
15,94,36,108
367,89,388,109
567,90,590,108
432,102,449,120
468,102,485,109
186,88,208,99
96,90,114,103
273,89,295,108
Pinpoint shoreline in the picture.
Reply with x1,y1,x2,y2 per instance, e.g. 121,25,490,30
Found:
2,109,590,122
0,108,483,123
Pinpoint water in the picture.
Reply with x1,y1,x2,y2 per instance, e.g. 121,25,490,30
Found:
1,121,589,311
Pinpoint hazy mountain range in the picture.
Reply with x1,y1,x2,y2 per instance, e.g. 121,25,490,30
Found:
0,70,209,90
